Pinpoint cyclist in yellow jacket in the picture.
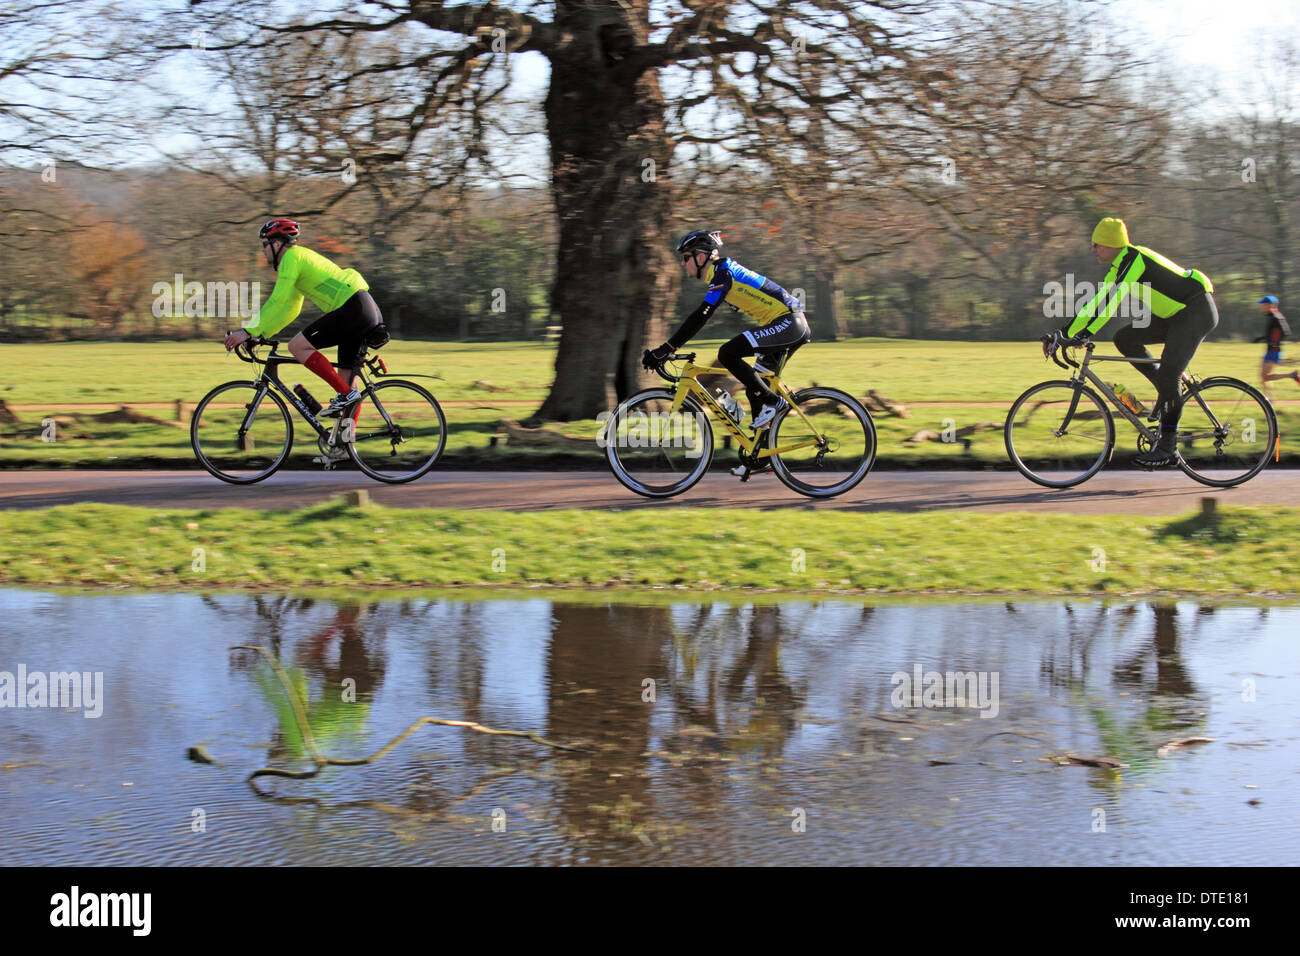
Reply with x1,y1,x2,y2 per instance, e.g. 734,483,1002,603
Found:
223,219,387,417
1056,217,1218,469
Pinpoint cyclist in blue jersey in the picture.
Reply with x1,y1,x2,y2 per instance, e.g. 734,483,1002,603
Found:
643,231,810,438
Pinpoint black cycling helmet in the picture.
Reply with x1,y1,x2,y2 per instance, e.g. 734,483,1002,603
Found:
676,229,723,256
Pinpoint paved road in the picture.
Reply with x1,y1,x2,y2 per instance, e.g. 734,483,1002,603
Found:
3,469,1295,513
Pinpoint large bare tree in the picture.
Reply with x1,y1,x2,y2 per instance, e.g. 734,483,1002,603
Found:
156,0,962,420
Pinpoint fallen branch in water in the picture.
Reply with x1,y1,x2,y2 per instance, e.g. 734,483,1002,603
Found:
229,644,585,794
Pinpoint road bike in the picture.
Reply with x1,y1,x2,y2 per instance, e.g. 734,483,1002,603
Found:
603,351,876,498
1005,334,1278,488
191,336,446,484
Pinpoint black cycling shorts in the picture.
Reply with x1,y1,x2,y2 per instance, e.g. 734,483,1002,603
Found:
302,290,384,371
741,311,811,367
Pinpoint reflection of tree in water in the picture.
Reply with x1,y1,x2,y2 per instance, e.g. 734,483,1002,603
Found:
545,603,668,860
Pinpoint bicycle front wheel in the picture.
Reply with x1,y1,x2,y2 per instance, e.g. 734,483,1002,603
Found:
1175,377,1277,487
345,379,446,483
1004,380,1115,488
190,381,293,484
769,387,876,498
604,389,714,498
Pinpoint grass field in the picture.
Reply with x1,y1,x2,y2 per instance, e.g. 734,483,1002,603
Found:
3,500,1296,595
3,338,1297,469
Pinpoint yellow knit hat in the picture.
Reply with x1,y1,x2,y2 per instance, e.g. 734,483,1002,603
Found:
1091,217,1130,248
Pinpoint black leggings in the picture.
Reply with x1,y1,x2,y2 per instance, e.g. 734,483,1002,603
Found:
1112,293,1218,428
717,312,811,413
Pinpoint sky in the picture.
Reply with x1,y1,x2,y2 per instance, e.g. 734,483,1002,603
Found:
1125,0,1300,104
11,0,1300,174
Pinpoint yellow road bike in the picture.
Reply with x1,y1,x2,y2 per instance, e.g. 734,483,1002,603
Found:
602,351,876,498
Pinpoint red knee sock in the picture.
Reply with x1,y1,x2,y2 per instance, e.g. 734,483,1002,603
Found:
304,352,351,394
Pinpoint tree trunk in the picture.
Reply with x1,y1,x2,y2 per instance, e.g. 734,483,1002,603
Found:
535,0,675,422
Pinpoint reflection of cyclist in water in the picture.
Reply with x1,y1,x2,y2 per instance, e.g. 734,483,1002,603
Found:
255,602,387,763
1085,603,1208,773
669,605,803,758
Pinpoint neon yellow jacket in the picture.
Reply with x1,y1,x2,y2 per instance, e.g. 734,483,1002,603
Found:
1067,245,1213,337
244,245,369,338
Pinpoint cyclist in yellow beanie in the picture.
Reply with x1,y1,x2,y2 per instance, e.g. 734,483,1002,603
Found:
1055,217,1218,468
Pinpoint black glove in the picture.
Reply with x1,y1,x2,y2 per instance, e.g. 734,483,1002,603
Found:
642,343,673,370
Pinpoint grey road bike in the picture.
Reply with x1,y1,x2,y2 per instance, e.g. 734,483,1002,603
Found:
1005,333,1277,489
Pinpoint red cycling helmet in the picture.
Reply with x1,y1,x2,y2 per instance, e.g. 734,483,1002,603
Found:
259,218,300,243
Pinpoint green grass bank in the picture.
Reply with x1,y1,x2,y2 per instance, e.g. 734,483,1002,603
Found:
4,501,1296,596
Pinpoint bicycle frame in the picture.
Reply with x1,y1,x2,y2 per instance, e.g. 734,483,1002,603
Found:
1056,343,1212,441
667,360,827,458
235,342,391,449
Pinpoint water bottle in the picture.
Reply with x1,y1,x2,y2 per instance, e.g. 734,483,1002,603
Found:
730,396,747,425
293,383,323,416
715,389,744,423
1113,383,1141,414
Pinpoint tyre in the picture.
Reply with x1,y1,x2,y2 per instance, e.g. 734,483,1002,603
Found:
768,387,876,498
604,389,714,498
344,379,447,483
1175,377,1278,487
1004,380,1115,488
190,381,294,484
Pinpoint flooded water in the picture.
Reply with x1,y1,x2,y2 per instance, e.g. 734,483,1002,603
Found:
1,590,1296,865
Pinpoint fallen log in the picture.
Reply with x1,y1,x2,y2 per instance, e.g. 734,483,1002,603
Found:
93,406,188,429
903,420,1000,446
863,389,909,418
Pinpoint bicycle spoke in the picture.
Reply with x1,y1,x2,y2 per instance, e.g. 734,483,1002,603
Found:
604,391,713,497
770,387,875,497
346,380,445,483
1176,379,1276,487
1005,382,1113,487
190,382,293,484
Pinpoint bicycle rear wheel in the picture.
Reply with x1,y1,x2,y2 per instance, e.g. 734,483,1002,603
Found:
603,389,714,498
190,381,294,484
1175,377,1277,487
345,379,446,483
1004,380,1115,488
768,387,876,498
